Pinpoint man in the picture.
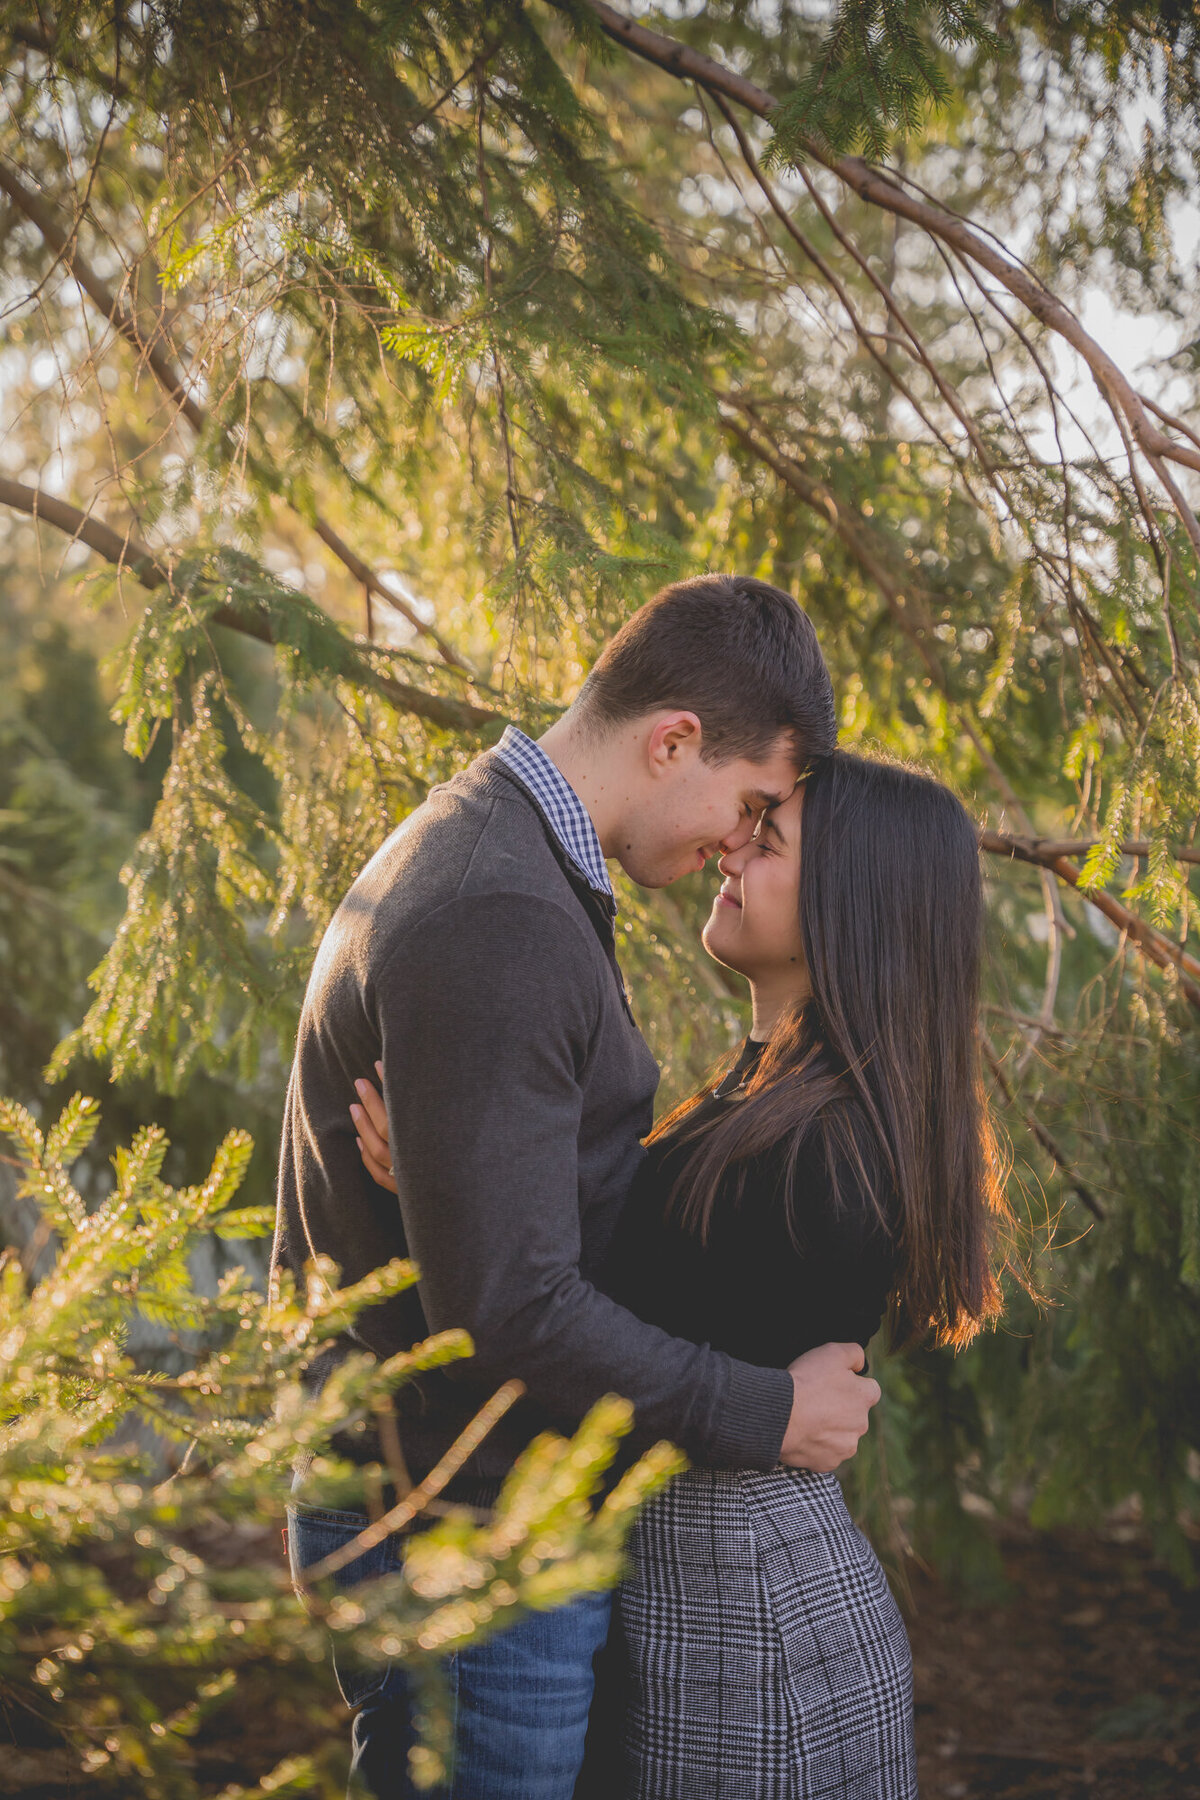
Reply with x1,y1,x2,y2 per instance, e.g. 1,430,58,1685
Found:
272,574,881,1797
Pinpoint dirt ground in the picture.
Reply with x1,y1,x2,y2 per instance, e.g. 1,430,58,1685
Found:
202,1515,1200,1798
3,1519,1198,1796
907,1521,1200,1799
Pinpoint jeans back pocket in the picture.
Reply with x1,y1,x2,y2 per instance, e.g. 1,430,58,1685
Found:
287,1501,404,1710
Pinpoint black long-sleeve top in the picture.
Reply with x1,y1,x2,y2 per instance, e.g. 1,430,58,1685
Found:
608,1038,899,1369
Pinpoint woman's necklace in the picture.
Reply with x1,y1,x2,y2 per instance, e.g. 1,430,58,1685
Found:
712,1037,767,1100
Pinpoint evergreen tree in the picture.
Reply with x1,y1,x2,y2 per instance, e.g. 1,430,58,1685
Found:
1,0,1197,1627
0,1094,678,1793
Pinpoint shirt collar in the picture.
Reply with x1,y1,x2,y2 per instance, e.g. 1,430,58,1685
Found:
493,726,613,900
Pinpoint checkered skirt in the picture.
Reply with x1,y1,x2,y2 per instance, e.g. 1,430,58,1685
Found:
614,1466,917,1799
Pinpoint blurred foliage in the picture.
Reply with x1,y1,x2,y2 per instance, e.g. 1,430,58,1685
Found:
0,5,1196,1770
768,0,1001,160
0,1095,681,1793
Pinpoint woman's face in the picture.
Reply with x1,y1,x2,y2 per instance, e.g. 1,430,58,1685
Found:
702,783,807,987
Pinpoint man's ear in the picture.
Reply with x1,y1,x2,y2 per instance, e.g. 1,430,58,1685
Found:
646,711,703,773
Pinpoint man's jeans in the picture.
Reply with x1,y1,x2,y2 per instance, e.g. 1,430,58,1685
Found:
287,1500,613,1800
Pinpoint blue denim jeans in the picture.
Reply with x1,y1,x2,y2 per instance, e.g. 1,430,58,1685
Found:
287,1499,613,1800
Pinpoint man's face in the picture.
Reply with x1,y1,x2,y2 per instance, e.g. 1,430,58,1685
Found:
616,726,800,889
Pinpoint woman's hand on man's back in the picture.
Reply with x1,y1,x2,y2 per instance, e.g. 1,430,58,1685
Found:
350,1065,398,1194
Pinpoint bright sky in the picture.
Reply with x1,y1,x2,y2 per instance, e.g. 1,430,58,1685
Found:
1036,195,1200,468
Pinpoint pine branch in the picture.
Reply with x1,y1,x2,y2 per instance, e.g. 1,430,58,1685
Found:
0,159,206,431
981,830,1200,1009
980,1030,1105,1220
575,2,1200,559
299,1380,527,1584
713,419,1200,1015
0,159,469,671
0,477,503,734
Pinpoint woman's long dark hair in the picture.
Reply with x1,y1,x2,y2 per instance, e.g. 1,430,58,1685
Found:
655,751,1010,1349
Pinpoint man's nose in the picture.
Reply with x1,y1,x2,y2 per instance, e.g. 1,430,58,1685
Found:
716,813,756,856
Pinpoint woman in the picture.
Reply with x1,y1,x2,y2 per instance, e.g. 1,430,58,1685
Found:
352,750,1009,1798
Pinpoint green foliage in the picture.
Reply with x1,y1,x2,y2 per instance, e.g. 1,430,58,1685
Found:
0,1097,684,1794
768,0,1002,161
1014,1025,1200,1575
0,623,133,1096
1,0,1198,1614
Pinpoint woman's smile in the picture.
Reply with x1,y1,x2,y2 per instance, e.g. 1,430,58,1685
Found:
702,785,807,1005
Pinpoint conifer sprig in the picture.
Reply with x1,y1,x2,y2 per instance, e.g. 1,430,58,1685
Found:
0,1097,684,1794
769,0,1002,162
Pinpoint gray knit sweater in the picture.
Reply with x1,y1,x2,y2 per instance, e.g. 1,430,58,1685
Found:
271,752,793,1489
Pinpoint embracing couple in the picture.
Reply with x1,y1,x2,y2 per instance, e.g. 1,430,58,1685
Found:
272,575,1005,1799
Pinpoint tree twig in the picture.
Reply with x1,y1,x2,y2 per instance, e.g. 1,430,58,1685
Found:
990,835,1200,867
720,405,1031,822
1013,867,1065,1084
706,95,976,484
981,830,1200,1007
0,476,504,734
0,159,469,670
577,1,1200,555
300,1379,526,1583
981,1030,1105,1219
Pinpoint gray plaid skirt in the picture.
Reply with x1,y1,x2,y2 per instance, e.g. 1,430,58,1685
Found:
612,1466,917,1799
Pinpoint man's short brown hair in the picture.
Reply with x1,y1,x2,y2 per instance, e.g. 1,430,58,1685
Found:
577,574,836,765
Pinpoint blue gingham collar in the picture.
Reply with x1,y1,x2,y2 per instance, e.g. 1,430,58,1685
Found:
493,726,613,900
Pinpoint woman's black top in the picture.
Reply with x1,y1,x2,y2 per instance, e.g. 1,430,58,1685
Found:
608,1038,899,1369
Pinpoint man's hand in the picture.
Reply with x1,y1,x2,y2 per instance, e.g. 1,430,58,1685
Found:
780,1341,880,1471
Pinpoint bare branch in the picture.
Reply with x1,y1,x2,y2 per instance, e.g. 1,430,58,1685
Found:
981,1030,1105,1220
707,95,980,487
0,477,503,734
579,1,1200,552
0,160,470,670
580,2,776,115
720,405,1035,827
0,474,163,580
308,516,470,671
1000,836,1200,867
712,101,1153,723
981,830,1200,1008
0,158,206,430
